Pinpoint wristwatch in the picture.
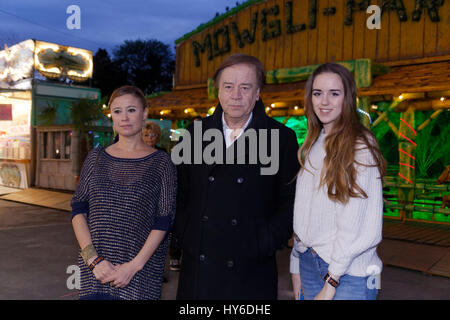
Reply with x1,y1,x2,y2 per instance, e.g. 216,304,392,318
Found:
324,272,339,288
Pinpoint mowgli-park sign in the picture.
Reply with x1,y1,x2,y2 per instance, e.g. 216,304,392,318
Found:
191,0,445,67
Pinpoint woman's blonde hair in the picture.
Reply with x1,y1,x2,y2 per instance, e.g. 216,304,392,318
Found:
144,121,161,144
298,63,386,204
108,85,148,109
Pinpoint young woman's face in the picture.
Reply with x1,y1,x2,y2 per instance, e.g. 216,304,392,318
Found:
110,94,148,137
311,72,345,133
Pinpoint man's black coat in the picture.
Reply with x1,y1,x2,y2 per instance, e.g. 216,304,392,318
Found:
173,99,300,299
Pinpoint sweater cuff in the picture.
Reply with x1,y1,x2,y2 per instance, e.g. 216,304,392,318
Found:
327,260,349,278
290,248,300,274
152,215,171,231
71,201,89,220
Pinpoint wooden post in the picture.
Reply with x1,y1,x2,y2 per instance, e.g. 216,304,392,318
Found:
358,97,371,128
398,106,416,221
354,59,373,129
71,129,80,188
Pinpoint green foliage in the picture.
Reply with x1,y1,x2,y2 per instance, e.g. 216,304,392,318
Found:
70,98,103,130
273,116,307,146
70,98,106,154
37,100,58,126
158,127,172,152
113,39,174,95
415,111,450,179
371,105,400,166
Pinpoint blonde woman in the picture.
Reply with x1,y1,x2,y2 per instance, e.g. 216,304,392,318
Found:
71,86,176,300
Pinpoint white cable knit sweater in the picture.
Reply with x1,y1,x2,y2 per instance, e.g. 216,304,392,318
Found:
293,129,383,277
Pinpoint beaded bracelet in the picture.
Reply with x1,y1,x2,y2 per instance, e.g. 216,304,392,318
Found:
89,256,104,271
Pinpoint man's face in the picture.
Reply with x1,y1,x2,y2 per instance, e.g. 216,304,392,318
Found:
218,63,260,125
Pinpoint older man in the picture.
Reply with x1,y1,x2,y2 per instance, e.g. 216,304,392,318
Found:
173,53,299,299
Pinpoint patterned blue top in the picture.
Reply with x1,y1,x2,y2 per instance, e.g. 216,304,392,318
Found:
71,147,177,300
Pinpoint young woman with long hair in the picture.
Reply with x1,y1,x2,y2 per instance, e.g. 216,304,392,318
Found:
291,63,386,300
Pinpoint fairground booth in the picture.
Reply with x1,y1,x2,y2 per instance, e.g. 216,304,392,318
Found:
148,0,450,226
0,39,111,191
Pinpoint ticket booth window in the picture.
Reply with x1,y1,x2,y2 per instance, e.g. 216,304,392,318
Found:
64,131,71,159
53,132,62,159
41,130,72,160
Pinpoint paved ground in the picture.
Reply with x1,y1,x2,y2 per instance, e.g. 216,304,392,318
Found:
0,199,449,300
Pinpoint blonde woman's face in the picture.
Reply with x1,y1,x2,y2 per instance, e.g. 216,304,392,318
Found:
142,128,157,147
110,94,148,138
311,72,345,134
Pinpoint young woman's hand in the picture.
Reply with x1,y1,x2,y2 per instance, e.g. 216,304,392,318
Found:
314,283,336,300
291,273,301,300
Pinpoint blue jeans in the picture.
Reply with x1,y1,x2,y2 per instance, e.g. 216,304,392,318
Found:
299,248,378,300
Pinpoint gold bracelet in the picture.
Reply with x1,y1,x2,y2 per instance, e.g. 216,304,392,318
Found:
81,244,98,266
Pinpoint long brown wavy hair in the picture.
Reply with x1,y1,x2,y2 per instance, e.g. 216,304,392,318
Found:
298,63,386,204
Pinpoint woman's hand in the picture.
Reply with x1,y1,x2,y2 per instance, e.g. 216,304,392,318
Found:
291,273,301,300
90,258,116,283
314,282,336,300
103,261,142,288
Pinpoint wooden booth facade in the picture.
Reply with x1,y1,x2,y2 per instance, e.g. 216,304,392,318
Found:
0,39,110,191
148,0,450,224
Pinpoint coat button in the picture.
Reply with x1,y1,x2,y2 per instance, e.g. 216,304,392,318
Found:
237,177,244,184
208,176,215,182
226,260,234,268
199,254,206,262
231,219,237,226
202,215,209,222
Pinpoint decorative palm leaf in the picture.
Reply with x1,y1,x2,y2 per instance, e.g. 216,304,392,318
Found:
415,116,450,178
37,100,58,126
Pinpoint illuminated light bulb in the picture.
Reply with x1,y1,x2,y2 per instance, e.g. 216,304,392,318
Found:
398,95,403,100
184,109,189,113
160,111,164,115
294,106,299,110
440,97,445,102
271,103,275,108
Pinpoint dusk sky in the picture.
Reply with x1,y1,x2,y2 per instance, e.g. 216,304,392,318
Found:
0,0,237,55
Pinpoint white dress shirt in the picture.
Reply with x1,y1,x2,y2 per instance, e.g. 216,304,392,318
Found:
222,112,253,148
